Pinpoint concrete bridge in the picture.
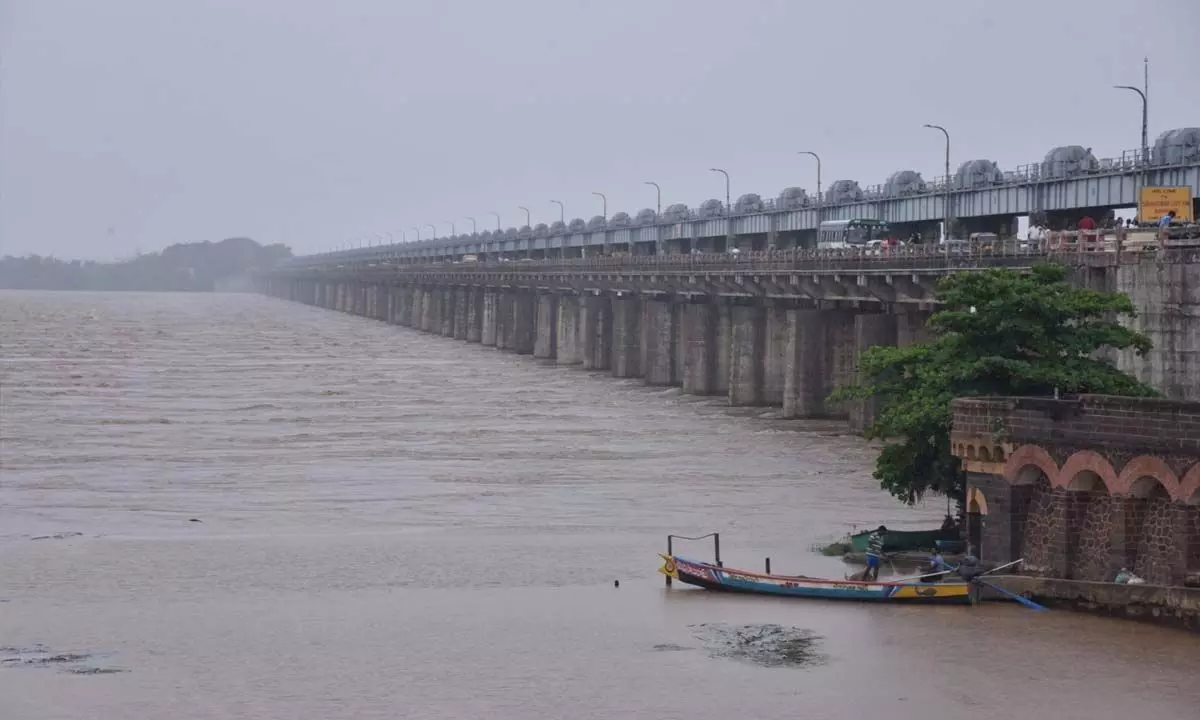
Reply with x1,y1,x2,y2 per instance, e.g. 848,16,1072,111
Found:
952,394,1200,589
259,239,1200,427
288,137,1200,265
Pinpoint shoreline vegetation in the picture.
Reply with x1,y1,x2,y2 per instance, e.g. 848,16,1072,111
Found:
0,237,290,292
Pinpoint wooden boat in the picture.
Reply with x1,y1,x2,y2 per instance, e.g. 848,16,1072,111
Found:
659,554,971,604
848,527,960,553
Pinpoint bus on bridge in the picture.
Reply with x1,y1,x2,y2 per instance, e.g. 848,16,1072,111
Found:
817,219,892,249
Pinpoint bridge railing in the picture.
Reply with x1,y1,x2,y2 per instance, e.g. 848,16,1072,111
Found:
278,227,1197,276
365,241,1055,275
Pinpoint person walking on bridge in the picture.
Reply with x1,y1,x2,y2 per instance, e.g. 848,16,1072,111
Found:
863,525,887,581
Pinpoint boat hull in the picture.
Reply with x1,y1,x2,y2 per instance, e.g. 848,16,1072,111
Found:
849,528,960,553
660,555,970,604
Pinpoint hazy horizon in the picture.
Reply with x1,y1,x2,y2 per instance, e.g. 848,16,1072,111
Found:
1,0,1198,260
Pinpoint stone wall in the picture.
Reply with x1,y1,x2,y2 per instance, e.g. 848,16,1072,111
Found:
1113,251,1200,402
953,394,1200,588
990,576,1200,633
953,395,1200,460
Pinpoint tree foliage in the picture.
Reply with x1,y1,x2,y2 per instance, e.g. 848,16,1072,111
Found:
0,238,291,292
831,263,1157,505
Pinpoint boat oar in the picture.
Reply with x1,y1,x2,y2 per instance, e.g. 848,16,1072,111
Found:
978,579,1047,611
979,558,1024,577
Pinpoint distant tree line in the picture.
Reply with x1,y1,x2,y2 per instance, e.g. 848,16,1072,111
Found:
0,237,292,292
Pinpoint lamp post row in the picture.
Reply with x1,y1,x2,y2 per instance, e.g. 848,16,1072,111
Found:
338,67,1150,254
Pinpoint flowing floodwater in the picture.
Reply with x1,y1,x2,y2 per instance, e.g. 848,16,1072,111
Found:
1,290,1196,720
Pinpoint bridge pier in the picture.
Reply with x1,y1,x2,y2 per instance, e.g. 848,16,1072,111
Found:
729,304,766,406
580,294,611,371
436,287,451,337
849,311,898,432
513,291,536,354
408,287,421,328
782,308,826,418
419,287,434,332
611,295,642,378
453,288,469,340
496,291,513,350
824,310,856,418
763,305,789,406
397,286,409,325
481,290,497,346
263,234,1200,442
465,288,482,342
640,296,677,386
555,295,580,365
534,293,558,359
681,300,718,395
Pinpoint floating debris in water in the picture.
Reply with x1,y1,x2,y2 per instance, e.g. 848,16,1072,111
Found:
650,643,692,652
1,646,127,675
30,532,83,541
689,623,827,668
2,651,91,666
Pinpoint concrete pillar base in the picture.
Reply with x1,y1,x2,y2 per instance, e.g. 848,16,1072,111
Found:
729,304,765,406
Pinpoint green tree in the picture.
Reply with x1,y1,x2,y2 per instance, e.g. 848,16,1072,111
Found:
832,263,1157,505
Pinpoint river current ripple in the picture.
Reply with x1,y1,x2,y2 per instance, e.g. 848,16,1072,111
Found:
1,291,1195,719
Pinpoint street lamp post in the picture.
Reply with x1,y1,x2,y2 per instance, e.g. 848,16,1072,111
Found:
549,200,566,256
797,151,822,208
465,217,477,253
924,124,952,253
1114,59,1150,165
644,181,663,256
425,223,437,240
708,168,731,211
709,168,732,249
488,211,501,258
412,226,421,242
518,206,531,227
798,151,822,247
591,192,607,220
643,181,661,216
445,221,456,238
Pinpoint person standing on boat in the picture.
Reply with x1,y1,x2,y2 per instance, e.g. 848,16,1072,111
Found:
863,525,887,581
957,555,985,606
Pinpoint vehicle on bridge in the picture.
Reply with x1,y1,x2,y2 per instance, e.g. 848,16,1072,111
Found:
817,219,892,249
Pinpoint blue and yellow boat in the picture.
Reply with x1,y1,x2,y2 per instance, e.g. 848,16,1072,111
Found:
658,554,970,604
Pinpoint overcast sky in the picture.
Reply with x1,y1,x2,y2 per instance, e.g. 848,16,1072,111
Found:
1,0,1197,259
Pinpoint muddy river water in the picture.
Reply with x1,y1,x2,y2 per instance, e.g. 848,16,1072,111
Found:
1,291,1196,719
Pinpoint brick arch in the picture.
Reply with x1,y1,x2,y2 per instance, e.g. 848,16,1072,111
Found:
967,486,989,515
1003,444,1059,486
1115,455,1182,501
1175,461,1200,505
1056,450,1119,494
